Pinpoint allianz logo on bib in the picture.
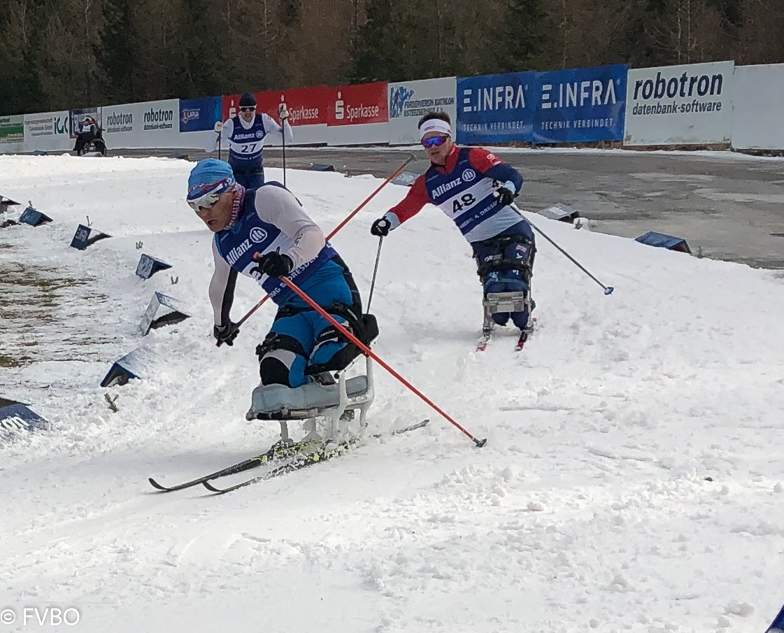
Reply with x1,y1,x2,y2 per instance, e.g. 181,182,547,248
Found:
462,169,476,182
432,177,463,199
249,227,268,243
226,239,253,266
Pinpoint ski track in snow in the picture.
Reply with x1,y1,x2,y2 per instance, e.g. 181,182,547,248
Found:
1,154,783,633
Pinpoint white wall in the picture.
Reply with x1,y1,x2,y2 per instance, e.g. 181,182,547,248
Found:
731,64,784,151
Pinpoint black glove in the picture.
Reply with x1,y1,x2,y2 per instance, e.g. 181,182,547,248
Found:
371,217,391,237
251,250,294,278
495,186,516,207
214,322,240,347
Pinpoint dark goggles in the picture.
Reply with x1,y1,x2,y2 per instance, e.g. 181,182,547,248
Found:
422,135,448,149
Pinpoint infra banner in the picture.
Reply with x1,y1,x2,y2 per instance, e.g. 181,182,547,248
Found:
533,64,628,144
456,72,539,145
624,61,734,146
388,77,456,145
179,98,221,133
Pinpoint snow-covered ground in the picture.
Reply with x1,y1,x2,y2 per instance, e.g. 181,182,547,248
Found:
1,154,783,633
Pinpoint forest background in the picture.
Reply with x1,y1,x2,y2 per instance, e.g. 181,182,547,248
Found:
1,0,782,116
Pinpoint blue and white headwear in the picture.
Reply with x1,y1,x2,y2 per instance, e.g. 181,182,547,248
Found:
187,159,236,211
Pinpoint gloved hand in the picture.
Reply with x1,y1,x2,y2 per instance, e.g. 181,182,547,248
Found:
278,103,290,122
214,321,240,347
494,186,516,207
251,250,294,278
370,217,391,237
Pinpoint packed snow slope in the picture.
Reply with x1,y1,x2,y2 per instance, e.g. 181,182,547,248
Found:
1,155,783,633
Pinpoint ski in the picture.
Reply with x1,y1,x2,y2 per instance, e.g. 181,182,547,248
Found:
476,331,493,352
514,330,530,352
148,438,321,493
515,318,537,352
202,419,431,495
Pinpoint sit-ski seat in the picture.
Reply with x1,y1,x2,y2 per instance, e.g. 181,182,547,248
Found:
483,291,528,315
245,314,378,442
246,371,371,420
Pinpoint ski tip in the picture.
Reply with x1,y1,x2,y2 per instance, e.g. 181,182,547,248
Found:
474,437,488,448
202,481,222,493
148,477,166,491
604,286,615,295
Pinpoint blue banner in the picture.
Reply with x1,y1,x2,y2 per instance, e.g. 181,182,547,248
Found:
533,64,628,144
456,72,539,145
179,97,221,133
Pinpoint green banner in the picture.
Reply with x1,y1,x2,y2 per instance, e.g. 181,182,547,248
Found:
0,115,24,142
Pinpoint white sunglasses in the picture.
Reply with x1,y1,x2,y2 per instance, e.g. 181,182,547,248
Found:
188,190,223,213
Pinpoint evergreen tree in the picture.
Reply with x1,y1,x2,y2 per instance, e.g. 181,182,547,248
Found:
497,0,550,72
351,0,404,82
95,0,135,103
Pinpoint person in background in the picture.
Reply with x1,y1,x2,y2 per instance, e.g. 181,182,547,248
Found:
370,111,536,338
219,92,293,189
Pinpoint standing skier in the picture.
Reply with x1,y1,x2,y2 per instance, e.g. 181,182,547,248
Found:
219,92,294,189
370,111,536,339
187,158,369,389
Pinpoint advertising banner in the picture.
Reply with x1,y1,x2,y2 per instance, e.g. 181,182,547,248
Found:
456,72,539,145
0,115,24,143
102,99,180,149
327,82,388,145
533,64,627,144
624,61,734,146
222,86,329,145
388,77,456,145
179,97,221,133
70,108,101,139
731,64,784,150
23,111,72,152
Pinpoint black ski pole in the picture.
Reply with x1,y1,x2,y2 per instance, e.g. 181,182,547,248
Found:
512,203,613,295
366,236,384,312
530,218,614,295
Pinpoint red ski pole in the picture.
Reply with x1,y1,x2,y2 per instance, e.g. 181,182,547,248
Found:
236,154,416,328
280,276,487,448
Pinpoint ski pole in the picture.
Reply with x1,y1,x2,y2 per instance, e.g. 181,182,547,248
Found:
513,204,614,295
366,237,384,312
236,154,416,328
280,276,487,448
281,116,287,188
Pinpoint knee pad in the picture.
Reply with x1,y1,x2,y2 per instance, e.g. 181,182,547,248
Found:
256,333,307,387
260,357,293,386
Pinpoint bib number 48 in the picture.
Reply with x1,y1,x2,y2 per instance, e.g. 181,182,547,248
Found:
452,193,476,213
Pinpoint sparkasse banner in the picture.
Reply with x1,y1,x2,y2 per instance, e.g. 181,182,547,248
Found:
223,87,329,146
624,61,734,146
327,82,388,146
102,99,180,149
534,64,627,144
388,77,456,145
456,72,539,145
